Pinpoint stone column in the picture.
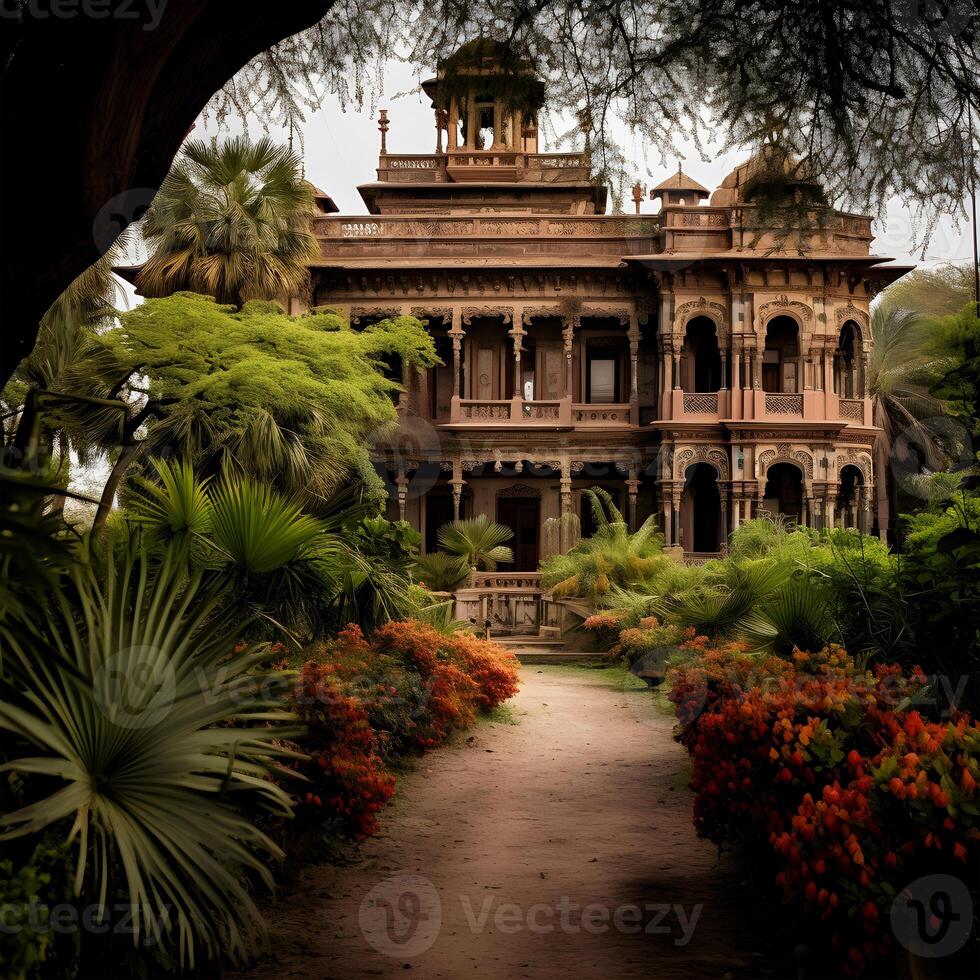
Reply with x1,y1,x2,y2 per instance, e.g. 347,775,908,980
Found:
731,342,741,391
720,347,729,389
718,494,728,552
663,492,673,547
672,345,681,390
732,493,742,530
449,308,465,398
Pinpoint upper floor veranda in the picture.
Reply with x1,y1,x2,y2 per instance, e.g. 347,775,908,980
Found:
350,290,880,434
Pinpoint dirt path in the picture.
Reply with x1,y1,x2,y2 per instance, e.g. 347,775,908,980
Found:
236,667,777,979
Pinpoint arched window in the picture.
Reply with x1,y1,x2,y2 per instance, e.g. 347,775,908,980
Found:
835,321,860,398
837,464,864,530
763,317,801,393
763,462,804,524
681,463,721,553
682,316,722,392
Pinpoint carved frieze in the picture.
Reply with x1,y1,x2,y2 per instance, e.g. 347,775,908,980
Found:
674,445,731,480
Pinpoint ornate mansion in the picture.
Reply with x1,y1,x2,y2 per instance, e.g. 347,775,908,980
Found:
308,43,909,580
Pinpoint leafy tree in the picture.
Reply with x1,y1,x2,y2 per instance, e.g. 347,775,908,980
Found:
136,137,320,306
89,293,438,530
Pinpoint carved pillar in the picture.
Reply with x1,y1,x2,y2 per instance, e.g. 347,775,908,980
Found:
449,308,464,398
718,494,728,552
451,459,465,521
663,491,673,547
672,346,681,390
395,467,408,521
731,493,742,530
509,318,525,399
563,316,574,398
629,322,640,400
743,351,752,390
626,475,640,533
752,350,762,389
731,341,741,391
629,312,641,425
720,348,729,390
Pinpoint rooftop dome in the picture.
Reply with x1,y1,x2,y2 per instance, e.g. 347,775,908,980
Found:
650,164,710,206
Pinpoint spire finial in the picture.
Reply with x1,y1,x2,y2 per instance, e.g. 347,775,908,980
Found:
378,109,390,156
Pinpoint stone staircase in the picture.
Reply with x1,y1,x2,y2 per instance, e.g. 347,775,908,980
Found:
491,636,606,665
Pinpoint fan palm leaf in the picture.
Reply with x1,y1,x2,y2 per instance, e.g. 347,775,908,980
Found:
0,543,301,967
437,515,514,570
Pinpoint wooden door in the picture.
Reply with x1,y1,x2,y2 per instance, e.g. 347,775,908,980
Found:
476,347,495,399
497,496,540,571
538,342,563,399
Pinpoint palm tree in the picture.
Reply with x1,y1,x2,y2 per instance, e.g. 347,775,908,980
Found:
866,302,951,539
136,136,319,306
438,515,514,571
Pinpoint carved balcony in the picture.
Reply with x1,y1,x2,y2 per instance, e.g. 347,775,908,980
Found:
764,393,804,416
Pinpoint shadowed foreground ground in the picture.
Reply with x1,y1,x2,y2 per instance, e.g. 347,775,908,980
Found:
233,667,782,979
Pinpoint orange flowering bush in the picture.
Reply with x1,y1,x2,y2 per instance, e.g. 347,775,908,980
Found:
667,644,980,975
288,620,520,844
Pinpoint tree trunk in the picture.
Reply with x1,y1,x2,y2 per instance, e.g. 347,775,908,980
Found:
0,0,334,389
92,442,146,535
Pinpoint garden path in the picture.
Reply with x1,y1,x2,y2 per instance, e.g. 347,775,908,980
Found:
235,666,781,979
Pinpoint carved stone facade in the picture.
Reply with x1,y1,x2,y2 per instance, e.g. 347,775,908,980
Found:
309,45,910,566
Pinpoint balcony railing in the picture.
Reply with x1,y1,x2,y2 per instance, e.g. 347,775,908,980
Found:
470,572,543,590
682,392,719,414
456,399,512,421
764,393,804,415
572,403,632,425
839,398,864,422
376,150,590,184
521,399,563,421
450,398,633,427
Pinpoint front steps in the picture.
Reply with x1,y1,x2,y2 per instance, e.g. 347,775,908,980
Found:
491,636,607,665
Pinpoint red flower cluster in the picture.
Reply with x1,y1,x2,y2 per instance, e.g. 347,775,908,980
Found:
294,664,396,839
290,620,520,841
667,645,980,975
